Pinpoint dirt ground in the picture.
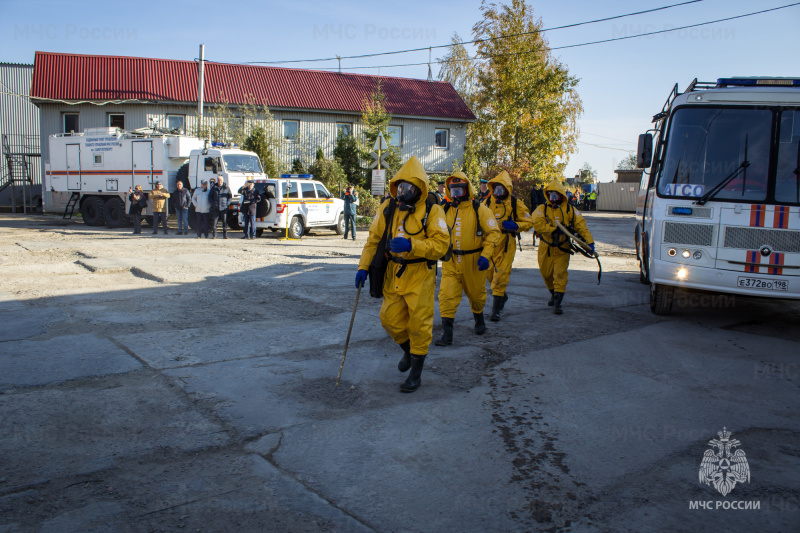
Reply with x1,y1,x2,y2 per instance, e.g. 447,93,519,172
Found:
0,212,798,532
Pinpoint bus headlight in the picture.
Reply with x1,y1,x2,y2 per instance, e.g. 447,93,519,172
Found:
693,251,702,260
681,249,691,259
668,248,677,257
677,268,688,280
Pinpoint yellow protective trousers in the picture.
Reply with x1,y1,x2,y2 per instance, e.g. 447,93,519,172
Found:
380,261,438,355
538,245,571,292
487,235,517,297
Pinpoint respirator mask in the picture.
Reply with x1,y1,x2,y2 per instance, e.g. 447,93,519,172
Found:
448,181,468,205
548,191,563,206
396,181,421,211
493,184,509,202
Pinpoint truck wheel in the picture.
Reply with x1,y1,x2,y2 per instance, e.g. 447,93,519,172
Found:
80,196,106,226
227,213,241,231
649,283,674,316
334,213,345,235
287,216,304,239
176,163,190,189
103,197,129,228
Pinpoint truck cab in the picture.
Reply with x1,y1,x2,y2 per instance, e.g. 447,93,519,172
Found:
183,144,266,196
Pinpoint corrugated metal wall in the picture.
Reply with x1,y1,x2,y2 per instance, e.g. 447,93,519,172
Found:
38,103,466,179
597,182,640,212
0,63,41,207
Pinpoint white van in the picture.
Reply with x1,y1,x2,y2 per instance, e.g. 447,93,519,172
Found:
236,174,346,239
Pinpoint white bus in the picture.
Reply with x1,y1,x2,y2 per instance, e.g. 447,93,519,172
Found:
635,77,800,315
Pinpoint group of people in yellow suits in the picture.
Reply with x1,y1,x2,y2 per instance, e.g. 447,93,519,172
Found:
355,156,594,393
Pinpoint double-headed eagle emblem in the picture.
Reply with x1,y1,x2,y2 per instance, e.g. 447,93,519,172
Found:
699,427,750,496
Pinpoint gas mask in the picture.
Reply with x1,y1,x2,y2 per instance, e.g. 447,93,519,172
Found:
493,184,509,201
448,182,468,205
396,181,421,211
548,191,563,206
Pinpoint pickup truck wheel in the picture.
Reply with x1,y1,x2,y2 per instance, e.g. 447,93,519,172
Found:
649,283,674,316
287,216,304,239
103,197,129,227
334,213,345,235
80,196,106,226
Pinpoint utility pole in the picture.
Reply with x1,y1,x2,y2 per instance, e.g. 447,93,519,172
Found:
198,44,205,135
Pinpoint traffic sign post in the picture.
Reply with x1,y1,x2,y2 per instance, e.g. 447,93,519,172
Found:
371,169,386,196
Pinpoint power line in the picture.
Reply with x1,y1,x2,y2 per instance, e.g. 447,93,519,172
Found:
258,2,799,72
581,132,636,144
577,141,635,153
243,0,704,65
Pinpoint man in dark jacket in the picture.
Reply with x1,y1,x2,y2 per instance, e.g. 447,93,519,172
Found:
239,181,261,239
208,176,232,239
341,185,358,240
173,181,192,235
127,185,147,235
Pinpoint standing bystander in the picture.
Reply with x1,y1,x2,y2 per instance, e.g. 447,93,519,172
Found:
208,176,232,239
173,181,192,235
148,181,171,235
128,185,147,235
341,185,358,240
239,181,261,239
192,180,211,238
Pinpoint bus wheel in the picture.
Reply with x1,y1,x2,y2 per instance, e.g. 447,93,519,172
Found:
650,283,674,315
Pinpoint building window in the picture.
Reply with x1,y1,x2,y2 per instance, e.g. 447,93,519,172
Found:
336,123,352,137
283,120,299,141
63,113,79,133
434,128,449,149
167,115,185,133
388,125,403,147
108,114,125,129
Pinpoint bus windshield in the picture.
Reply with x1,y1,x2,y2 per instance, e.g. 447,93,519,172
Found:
223,154,262,173
658,107,772,202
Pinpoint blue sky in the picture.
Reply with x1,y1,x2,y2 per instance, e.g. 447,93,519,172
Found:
2,0,797,181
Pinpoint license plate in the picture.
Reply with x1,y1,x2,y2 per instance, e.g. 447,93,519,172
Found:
736,277,788,291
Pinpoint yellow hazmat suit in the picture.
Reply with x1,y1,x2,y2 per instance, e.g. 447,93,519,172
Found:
358,157,450,356
532,180,594,296
438,173,502,319
485,171,533,298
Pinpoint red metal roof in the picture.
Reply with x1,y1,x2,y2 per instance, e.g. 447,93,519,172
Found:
31,51,475,121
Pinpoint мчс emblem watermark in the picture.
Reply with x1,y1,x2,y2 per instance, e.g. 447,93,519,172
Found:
690,428,760,510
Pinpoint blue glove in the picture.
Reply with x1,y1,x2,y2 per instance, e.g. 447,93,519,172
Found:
355,269,368,288
502,220,519,232
477,256,490,271
389,237,412,253
589,243,595,254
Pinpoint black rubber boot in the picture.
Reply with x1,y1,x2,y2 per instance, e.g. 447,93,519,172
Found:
489,295,503,322
473,312,486,335
397,340,411,372
400,354,426,392
553,292,564,315
499,293,508,310
435,317,454,346
547,289,555,306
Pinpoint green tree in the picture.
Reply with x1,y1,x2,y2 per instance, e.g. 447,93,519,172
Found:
333,131,363,187
616,153,638,170
315,146,325,161
359,82,401,188
291,158,306,173
440,1,583,185
579,162,597,183
308,157,346,195
243,126,282,179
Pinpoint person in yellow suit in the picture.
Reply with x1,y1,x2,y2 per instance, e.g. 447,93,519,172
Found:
484,171,533,321
435,172,501,346
532,180,595,315
355,156,450,393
